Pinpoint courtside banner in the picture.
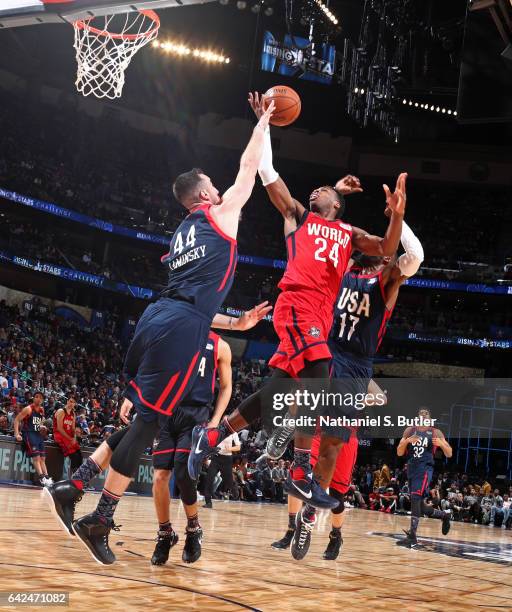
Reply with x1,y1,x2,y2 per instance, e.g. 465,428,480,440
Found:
0,436,154,493
261,30,336,85
2,187,511,296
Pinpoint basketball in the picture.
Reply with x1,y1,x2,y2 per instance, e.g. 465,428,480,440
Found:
263,85,301,127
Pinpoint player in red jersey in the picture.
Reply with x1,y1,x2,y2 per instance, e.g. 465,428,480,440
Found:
53,396,83,472
189,92,407,511
272,427,359,559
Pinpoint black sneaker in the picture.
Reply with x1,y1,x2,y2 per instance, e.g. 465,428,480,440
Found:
182,528,203,564
284,471,339,510
203,502,212,509
42,480,83,537
441,511,451,536
271,529,294,550
151,528,179,565
291,510,316,560
266,417,295,460
323,530,343,560
396,529,418,549
188,425,219,480
72,512,120,565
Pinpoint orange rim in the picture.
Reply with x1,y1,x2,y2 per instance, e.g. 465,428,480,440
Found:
74,9,160,41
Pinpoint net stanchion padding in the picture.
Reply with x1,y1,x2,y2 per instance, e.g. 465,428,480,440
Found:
73,9,160,100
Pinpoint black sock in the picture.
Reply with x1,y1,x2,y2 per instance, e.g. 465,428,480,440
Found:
410,515,420,537
331,526,342,536
96,488,121,520
292,448,311,479
303,503,316,522
186,513,200,532
288,513,296,530
71,457,101,490
159,521,172,532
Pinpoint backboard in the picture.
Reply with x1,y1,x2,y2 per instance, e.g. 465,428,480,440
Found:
0,0,216,29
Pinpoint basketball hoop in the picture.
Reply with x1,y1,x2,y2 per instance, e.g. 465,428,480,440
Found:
73,9,160,100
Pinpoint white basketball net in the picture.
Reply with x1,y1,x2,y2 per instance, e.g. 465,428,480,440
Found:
73,10,160,100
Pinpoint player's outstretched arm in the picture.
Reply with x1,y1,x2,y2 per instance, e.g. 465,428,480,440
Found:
382,215,424,309
211,301,272,331
352,172,407,257
208,338,232,428
210,102,275,239
249,92,305,225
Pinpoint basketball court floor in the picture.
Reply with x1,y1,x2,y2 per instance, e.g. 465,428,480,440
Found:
1,486,511,610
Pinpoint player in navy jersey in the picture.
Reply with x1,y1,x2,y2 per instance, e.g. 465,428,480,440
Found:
14,391,52,487
151,332,232,565
396,407,452,548
43,102,275,565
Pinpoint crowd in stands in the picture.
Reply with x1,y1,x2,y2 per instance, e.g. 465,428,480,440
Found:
2,207,511,347
0,91,511,284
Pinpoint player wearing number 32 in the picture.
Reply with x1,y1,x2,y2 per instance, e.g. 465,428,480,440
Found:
188,91,408,512
396,407,453,548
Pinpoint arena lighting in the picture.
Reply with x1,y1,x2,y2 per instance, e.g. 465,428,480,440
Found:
313,0,339,25
399,97,457,116
152,40,230,64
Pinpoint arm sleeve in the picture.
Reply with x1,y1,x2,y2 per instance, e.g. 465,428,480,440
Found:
258,127,279,186
397,220,424,277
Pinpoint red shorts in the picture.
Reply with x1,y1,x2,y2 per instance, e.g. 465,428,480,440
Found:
311,431,359,495
54,434,80,457
268,289,333,378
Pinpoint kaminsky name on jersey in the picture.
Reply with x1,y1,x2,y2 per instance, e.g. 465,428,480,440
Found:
161,205,237,319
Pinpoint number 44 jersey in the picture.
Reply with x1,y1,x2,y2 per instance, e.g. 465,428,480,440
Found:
161,204,238,320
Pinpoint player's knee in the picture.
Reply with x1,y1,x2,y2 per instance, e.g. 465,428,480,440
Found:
153,469,171,489
106,426,130,451
319,438,343,462
110,418,158,478
174,458,197,506
330,488,345,515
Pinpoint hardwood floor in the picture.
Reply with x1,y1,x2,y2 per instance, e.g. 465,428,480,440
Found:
0,486,511,611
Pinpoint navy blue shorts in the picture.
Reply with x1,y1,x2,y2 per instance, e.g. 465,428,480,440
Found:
408,467,433,497
124,299,211,423
319,346,373,438
23,432,45,457
153,404,210,471
330,346,373,391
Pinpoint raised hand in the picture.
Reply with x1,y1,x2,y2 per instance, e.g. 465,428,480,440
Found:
335,174,363,195
383,172,407,216
256,99,275,131
248,91,265,120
